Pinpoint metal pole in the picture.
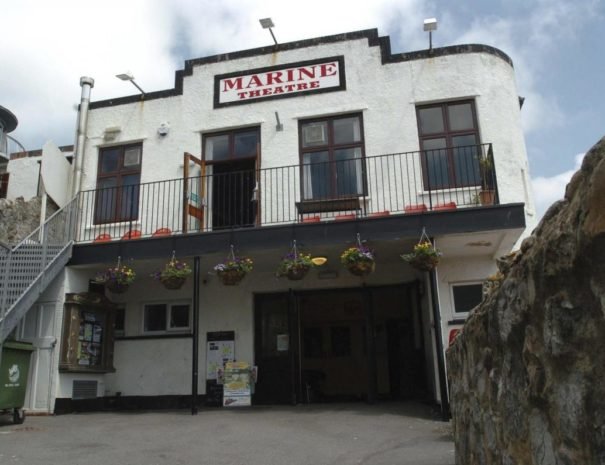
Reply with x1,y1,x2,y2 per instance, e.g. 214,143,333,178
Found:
429,265,450,420
191,256,200,415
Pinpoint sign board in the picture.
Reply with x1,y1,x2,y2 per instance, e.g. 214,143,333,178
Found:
214,56,345,107
206,331,235,380
223,361,252,407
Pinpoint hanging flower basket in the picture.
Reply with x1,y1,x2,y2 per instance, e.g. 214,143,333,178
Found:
160,276,187,290
214,245,253,286
217,268,248,285
95,257,136,294
341,234,376,277
105,281,130,294
276,241,315,281
401,231,442,272
151,254,192,290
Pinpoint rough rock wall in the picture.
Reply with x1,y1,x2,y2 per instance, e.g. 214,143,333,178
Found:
0,196,43,246
447,137,605,465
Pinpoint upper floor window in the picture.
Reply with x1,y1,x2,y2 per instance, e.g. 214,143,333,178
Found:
299,114,365,200
416,101,481,190
94,144,142,224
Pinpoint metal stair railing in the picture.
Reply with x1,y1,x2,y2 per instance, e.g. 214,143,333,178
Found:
0,196,78,343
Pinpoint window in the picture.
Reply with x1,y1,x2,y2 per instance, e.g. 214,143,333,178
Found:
300,114,365,200
114,307,125,337
143,302,191,333
451,283,483,314
416,101,481,189
94,143,142,224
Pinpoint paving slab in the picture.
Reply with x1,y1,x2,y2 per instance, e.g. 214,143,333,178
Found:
0,402,454,465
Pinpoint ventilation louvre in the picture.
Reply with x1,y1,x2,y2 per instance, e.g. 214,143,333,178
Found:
72,380,98,399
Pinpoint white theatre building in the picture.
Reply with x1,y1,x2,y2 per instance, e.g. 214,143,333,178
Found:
0,28,535,418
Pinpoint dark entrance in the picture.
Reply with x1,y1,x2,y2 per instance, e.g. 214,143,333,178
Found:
253,284,428,404
211,159,256,229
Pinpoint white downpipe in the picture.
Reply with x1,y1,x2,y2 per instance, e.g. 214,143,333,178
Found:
71,76,94,197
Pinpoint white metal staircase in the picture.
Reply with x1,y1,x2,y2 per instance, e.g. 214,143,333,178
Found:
0,198,77,342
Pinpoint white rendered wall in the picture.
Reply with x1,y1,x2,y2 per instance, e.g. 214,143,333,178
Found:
80,37,534,237
6,156,40,200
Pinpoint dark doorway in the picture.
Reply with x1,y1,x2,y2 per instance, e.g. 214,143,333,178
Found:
253,284,428,405
211,159,256,230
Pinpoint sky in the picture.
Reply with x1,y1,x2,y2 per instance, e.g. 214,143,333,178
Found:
2,0,603,220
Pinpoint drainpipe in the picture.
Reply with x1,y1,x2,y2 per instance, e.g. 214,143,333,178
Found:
71,76,94,197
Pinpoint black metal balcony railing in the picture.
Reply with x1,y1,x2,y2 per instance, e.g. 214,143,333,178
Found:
75,144,498,243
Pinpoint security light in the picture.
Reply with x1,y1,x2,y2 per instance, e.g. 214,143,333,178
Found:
115,72,145,96
259,17,278,45
423,18,438,32
423,18,438,52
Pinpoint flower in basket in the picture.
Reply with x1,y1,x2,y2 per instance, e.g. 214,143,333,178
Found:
95,263,136,293
214,255,254,285
276,251,315,280
401,241,442,271
340,243,376,277
151,257,192,290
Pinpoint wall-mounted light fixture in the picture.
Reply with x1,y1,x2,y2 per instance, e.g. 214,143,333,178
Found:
423,18,438,52
259,18,278,45
275,112,283,132
103,126,121,141
116,72,145,96
311,256,327,266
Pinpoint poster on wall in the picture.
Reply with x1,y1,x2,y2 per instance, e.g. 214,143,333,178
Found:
223,361,252,407
205,331,235,407
206,331,235,380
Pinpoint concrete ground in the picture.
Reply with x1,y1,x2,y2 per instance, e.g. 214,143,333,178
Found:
0,402,454,465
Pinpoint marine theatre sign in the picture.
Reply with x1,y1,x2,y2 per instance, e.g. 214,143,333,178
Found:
214,56,345,107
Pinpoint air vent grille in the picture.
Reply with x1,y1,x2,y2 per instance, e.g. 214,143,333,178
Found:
72,380,98,399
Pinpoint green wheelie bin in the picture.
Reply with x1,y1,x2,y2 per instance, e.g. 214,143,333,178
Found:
1,341,34,424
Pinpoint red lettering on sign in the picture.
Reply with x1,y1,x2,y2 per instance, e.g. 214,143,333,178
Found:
237,92,247,99
262,88,272,96
266,72,283,85
309,81,320,89
223,77,244,92
248,90,261,97
297,83,308,90
320,63,337,77
246,75,263,89
298,66,316,80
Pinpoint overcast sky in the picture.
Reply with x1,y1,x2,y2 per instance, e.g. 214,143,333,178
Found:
2,0,603,219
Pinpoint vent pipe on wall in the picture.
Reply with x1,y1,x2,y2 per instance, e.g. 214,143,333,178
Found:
72,76,94,197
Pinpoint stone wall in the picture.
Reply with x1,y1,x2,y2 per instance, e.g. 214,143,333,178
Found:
447,137,605,465
0,196,43,246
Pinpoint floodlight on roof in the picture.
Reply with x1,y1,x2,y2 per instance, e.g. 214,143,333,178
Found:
259,17,278,45
115,72,145,96
423,18,438,52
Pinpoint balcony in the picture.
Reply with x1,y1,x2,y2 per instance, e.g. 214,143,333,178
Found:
74,144,500,243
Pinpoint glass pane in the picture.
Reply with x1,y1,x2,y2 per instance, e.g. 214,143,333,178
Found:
334,148,362,196
448,103,474,131
234,131,258,158
95,177,117,223
205,135,229,161
418,107,444,134
114,308,125,332
452,135,480,186
302,122,328,147
333,117,361,144
120,174,140,221
123,146,141,167
100,148,120,173
170,305,190,329
302,151,329,199
453,284,483,313
422,138,449,189
331,326,351,357
144,304,166,332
